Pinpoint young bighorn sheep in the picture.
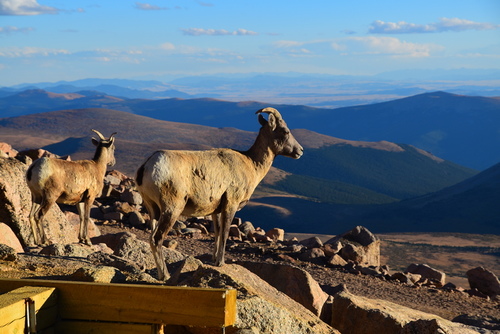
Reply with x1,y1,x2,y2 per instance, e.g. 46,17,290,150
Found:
136,107,303,280
26,130,116,246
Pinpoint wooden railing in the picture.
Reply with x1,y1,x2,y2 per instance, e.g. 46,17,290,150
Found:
0,278,237,333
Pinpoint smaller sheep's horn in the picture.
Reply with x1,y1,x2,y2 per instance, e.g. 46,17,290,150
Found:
109,132,117,140
256,107,282,120
91,129,106,140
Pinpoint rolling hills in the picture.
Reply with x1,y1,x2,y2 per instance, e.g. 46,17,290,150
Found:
0,108,482,234
0,89,499,169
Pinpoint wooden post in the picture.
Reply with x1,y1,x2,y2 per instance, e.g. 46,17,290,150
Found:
0,286,57,333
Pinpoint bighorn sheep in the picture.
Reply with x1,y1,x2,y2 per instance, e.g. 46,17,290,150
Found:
136,108,303,280
26,130,116,246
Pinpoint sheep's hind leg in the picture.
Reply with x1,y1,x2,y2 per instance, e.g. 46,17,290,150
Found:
28,197,42,246
143,198,160,232
150,209,179,281
34,197,53,246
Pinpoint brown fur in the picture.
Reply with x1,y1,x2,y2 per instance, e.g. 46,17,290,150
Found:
26,130,116,246
136,108,303,280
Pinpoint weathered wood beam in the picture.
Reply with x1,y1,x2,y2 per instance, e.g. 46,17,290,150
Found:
0,278,237,328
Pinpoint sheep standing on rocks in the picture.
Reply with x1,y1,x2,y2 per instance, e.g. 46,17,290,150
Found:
26,130,116,246
136,108,303,280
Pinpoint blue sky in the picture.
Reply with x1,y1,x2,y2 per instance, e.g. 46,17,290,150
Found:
1,0,499,86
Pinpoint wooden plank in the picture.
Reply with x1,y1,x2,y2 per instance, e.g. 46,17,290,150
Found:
0,278,237,328
56,320,155,334
0,286,57,332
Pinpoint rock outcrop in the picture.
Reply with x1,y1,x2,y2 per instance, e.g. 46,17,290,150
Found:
237,261,329,317
331,286,480,334
186,263,339,334
0,222,23,252
325,225,380,267
406,263,446,287
467,266,500,298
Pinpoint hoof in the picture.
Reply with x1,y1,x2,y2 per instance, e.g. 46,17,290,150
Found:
214,260,225,267
79,238,92,246
39,240,50,247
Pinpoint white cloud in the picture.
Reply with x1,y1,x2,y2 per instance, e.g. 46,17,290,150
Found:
273,40,304,48
0,25,34,34
370,17,500,34
334,36,440,57
0,46,70,57
134,2,168,11
159,42,175,50
0,0,59,15
80,49,144,64
272,37,438,58
181,28,258,36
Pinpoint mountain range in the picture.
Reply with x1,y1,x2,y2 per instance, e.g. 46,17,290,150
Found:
0,88,499,169
1,79,499,234
247,156,500,234
0,106,492,235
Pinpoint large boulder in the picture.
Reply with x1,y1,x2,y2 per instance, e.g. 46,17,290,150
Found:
186,264,338,334
0,143,18,158
331,286,479,334
238,261,329,317
326,226,380,267
0,222,23,252
93,232,186,271
71,265,127,283
406,263,446,287
467,267,500,298
0,157,100,247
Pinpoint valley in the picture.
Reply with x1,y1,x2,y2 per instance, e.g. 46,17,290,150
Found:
0,85,499,237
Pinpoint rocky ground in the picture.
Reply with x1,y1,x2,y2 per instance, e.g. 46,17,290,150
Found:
2,150,499,332
1,222,499,328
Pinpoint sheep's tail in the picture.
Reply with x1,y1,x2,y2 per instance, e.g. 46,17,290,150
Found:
26,158,43,182
136,163,145,186
136,151,161,186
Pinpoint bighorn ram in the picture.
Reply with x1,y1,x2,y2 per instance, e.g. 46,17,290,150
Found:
26,130,116,246
136,107,303,280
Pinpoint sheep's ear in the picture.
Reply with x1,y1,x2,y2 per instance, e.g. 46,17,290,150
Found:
267,114,277,131
258,113,277,131
91,138,99,147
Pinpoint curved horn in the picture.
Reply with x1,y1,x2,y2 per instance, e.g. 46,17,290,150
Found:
91,129,106,140
255,107,282,120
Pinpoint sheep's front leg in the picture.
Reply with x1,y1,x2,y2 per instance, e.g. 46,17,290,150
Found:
211,213,221,262
77,201,92,246
214,208,237,267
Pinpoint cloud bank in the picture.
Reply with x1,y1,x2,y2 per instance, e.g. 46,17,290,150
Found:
0,0,59,15
370,17,500,34
273,36,440,58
